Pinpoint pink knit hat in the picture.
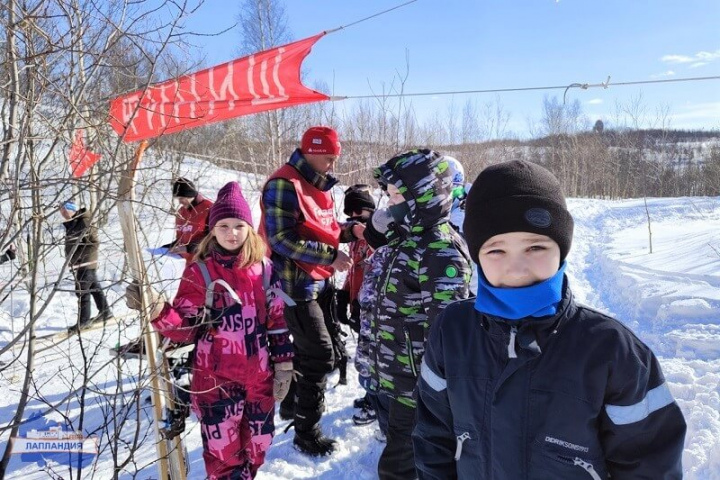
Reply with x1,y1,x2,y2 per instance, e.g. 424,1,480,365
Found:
208,182,253,229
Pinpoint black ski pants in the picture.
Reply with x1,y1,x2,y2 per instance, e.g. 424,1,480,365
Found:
282,286,338,434
73,267,109,326
378,397,418,480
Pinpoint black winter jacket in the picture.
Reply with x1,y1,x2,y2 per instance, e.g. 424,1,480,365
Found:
0,247,16,265
62,208,99,268
413,281,686,479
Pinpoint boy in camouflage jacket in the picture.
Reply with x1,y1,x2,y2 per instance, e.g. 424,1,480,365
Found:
370,149,471,480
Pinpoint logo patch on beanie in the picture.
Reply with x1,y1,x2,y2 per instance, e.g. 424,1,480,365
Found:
525,208,552,228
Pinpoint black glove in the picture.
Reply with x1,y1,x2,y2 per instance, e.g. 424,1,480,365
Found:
364,220,389,249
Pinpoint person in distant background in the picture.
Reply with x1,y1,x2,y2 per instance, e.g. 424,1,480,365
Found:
60,201,112,331
0,244,16,265
445,156,478,295
161,177,213,261
334,184,378,425
336,184,377,333
445,156,467,233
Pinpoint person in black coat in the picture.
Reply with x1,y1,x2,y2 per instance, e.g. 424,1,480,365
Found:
60,201,112,330
412,160,686,479
0,244,16,264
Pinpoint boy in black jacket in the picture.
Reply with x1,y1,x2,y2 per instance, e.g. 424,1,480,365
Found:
412,160,686,479
60,201,112,331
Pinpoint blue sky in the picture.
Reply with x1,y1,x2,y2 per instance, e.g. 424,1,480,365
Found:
181,0,719,137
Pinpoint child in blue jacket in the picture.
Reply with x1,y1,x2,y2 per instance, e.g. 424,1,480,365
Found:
412,160,686,479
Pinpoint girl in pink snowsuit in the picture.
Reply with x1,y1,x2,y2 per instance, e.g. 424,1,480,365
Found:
152,181,294,479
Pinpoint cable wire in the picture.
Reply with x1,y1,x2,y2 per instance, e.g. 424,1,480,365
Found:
324,0,418,34
329,75,720,101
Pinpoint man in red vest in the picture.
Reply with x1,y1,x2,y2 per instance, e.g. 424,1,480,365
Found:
261,126,363,456
162,177,213,261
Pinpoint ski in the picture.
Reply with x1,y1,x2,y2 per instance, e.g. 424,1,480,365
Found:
117,141,188,480
33,312,135,353
1,312,134,358
109,337,194,361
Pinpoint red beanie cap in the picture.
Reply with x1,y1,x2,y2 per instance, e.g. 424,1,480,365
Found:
301,126,341,155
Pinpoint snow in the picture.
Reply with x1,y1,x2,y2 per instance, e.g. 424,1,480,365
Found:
1,154,719,479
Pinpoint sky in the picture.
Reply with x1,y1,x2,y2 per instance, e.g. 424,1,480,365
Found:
2,152,720,478
175,0,720,138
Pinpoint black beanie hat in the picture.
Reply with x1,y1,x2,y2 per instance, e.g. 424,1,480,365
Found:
343,184,376,216
463,160,574,265
172,177,198,198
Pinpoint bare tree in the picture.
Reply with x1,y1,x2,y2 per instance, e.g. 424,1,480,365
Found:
0,1,202,477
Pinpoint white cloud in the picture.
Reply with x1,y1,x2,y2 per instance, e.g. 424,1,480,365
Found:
661,54,694,64
651,70,676,78
689,62,708,69
660,49,720,66
696,50,720,61
587,98,603,105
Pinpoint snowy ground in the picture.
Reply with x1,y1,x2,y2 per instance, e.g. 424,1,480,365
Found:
1,154,719,479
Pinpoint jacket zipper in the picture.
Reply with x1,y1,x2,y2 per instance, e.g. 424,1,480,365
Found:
508,325,518,358
454,432,470,460
403,327,417,378
374,251,399,323
573,457,602,480
371,250,400,379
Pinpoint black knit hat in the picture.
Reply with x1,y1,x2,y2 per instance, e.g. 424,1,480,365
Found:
463,160,574,264
172,177,198,198
343,184,376,216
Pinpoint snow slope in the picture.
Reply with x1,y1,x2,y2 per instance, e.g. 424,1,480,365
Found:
1,154,718,479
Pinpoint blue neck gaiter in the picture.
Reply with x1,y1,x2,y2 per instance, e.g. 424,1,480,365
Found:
474,263,566,320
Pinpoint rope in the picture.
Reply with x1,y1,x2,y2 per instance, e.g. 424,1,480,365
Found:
324,0,418,34
329,75,720,101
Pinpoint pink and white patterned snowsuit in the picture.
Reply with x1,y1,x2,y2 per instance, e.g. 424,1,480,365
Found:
153,249,293,479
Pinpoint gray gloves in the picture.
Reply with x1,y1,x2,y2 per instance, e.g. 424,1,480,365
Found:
125,280,166,320
273,362,294,401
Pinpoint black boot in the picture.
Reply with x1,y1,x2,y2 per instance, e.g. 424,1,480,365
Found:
352,405,378,426
353,394,371,409
89,309,113,325
293,428,337,456
338,357,348,385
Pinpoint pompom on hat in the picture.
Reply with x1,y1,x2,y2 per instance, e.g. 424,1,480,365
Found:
463,160,574,265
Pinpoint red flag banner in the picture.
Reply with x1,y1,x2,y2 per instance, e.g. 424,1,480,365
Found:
69,129,101,177
108,33,330,143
